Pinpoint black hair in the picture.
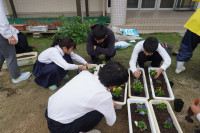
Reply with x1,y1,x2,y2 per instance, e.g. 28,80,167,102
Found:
143,37,159,53
92,24,108,40
98,61,128,87
51,37,76,49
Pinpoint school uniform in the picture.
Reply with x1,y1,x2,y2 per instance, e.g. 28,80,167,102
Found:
87,26,116,61
46,71,116,133
32,45,87,88
0,0,20,78
129,40,171,73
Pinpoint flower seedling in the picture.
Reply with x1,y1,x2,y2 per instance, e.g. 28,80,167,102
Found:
134,121,147,131
163,118,173,129
89,67,95,73
150,70,157,78
156,103,167,111
135,104,148,116
155,87,165,97
156,80,162,84
112,87,122,100
132,82,143,93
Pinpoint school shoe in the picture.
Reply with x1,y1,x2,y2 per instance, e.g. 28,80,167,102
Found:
175,61,185,74
49,85,57,90
12,72,31,83
87,129,101,133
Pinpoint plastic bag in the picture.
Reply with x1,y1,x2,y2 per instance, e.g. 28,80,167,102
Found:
115,41,131,50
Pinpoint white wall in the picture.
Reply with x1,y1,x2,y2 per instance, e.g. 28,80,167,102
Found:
4,0,104,17
197,2,200,9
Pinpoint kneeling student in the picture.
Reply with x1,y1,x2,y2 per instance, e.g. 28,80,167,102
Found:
129,37,171,79
46,61,128,133
33,37,89,90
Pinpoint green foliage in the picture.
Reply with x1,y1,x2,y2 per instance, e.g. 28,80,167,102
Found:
156,103,167,111
112,87,122,98
155,87,165,97
53,16,96,44
156,80,162,84
135,121,147,131
135,104,147,116
150,70,157,78
132,82,143,93
102,61,107,64
163,118,173,129
89,67,95,73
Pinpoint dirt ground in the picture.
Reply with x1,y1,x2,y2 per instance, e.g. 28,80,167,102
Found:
0,65,200,133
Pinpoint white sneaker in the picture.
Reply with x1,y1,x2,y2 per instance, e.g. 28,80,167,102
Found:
87,129,101,133
12,72,31,83
175,61,186,74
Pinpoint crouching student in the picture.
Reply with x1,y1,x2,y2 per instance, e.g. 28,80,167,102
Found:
129,37,171,79
45,61,128,133
32,37,90,90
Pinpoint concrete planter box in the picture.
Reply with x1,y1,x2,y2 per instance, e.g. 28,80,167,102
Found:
10,24,26,31
148,67,174,101
26,26,48,32
2,52,38,70
128,68,149,99
149,100,183,133
127,98,156,133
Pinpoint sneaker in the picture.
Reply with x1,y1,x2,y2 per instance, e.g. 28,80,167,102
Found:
49,85,57,90
175,66,185,74
64,74,69,79
87,129,101,133
175,61,185,74
12,72,31,83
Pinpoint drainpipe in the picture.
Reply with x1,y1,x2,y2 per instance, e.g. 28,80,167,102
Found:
111,0,127,26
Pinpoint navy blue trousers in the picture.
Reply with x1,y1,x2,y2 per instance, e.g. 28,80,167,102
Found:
45,110,103,133
176,29,200,62
32,54,73,88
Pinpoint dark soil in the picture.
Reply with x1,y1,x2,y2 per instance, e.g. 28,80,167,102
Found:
130,72,146,97
0,88,17,97
151,73,169,97
110,84,125,102
153,105,178,133
130,103,152,132
17,55,35,59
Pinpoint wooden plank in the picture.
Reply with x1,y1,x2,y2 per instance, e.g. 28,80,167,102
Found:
21,30,57,34
9,0,17,18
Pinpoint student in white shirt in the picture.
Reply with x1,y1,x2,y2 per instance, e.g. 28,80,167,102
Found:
45,61,128,133
0,0,31,83
129,37,171,78
32,37,90,90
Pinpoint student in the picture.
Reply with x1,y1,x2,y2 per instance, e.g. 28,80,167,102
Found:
32,37,89,90
87,24,116,63
45,61,128,133
0,0,31,83
175,8,200,74
129,37,171,78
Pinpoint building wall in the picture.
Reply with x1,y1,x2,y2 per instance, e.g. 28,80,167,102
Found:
4,0,104,18
198,2,200,9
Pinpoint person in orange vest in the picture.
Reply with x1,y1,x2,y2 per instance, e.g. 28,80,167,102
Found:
175,8,200,74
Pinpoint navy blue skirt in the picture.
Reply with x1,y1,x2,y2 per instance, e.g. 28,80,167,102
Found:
32,54,73,88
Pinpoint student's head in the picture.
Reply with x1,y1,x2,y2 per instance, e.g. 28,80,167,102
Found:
143,37,159,56
51,37,76,54
92,24,108,43
98,61,128,88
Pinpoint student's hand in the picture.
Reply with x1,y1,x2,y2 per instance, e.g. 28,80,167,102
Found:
94,45,97,50
85,63,90,69
134,71,141,78
154,68,164,79
8,36,17,45
78,65,87,70
113,101,117,108
190,104,200,115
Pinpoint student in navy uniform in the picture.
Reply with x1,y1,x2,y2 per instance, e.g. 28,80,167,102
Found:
87,24,116,63
32,37,90,90
129,37,171,79
45,61,128,133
